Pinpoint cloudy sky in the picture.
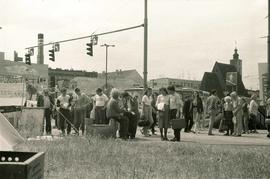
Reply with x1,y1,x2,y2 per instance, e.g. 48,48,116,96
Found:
0,0,267,89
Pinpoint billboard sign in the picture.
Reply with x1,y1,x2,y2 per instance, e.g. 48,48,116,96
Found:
226,72,237,86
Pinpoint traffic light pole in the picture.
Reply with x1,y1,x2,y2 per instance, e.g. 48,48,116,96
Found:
101,44,115,90
143,0,148,90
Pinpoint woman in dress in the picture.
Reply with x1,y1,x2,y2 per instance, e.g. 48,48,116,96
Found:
141,88,154,137
192,91,203,134
156,87,170,141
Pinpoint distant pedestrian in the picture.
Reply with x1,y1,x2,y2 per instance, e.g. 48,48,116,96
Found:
129,95,140,139
223,96,233,136
43,89,54,135
192,91,203,134
242,98,249,134
231,92,243,137
141,88,154,137
206,89,219,135
156,87,170,141
121,92,139,139
94,88,109,124
151,92,159,135
183,95,193,133
167,86,182,142
74,88,91,135
56,88,72,135
249,95,258,133
106,88,129,140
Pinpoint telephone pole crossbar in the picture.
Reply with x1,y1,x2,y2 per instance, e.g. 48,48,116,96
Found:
25,24,144,49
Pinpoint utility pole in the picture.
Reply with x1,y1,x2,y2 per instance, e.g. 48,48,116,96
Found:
143,0,148,90
268,0,270,98
101,44,115,90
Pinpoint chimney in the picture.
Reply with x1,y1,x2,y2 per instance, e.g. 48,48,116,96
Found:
37,33,44,64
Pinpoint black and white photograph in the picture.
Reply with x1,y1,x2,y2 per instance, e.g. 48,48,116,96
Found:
0,0,270,178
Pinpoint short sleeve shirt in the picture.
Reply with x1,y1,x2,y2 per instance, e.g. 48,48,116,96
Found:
57,95,70,109
142,95,151,106
156,95,170,106
94,94,108,107
169,93,181,110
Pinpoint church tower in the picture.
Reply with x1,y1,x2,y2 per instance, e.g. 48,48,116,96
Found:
230,48,242,77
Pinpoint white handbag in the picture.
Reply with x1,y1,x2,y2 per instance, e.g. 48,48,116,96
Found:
157,103,165,111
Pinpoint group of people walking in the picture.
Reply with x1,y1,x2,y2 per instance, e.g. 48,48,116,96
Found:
38,85,270,140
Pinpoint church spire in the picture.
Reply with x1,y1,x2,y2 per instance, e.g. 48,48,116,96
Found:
233,48,239,60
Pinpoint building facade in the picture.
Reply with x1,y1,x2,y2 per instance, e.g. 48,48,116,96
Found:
48,68,98,88
0,59,48,81
200,49,247,98
148,78,201,90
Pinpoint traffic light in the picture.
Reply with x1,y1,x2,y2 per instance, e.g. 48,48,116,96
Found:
86,43,93,56
49,49,55,61
25,54,31,65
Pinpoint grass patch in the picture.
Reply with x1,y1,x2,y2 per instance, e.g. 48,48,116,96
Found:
16,136,270,179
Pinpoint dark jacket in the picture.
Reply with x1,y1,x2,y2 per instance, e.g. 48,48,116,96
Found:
106,98,125,118
192,97,203,113
183,99,192,117
37,94,54,109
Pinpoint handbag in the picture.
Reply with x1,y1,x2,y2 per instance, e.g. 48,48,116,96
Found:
138,120,150,127
157,103,165,111
137,115,150,127
172,118,186,129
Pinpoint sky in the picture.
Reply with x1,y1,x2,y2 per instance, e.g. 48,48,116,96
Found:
0,0,268,90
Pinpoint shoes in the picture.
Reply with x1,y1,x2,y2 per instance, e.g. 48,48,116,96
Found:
163,137,169,141
170,138,180,142
144,134,151,137
208,133,214,136
224,133,229,136
161,136,164,141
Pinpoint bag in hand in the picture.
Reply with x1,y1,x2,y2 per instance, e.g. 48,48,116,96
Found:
171,118,186,129
138,115,150,127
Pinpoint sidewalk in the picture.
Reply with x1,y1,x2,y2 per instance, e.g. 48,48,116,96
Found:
135,128,270,146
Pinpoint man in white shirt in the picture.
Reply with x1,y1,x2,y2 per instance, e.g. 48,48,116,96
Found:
249,95,258,133
167,86,182,142
94,88,109,124
206,89,219,135
74,88,91,135
56,88,71,135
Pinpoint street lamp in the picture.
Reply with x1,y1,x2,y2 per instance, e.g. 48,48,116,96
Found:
100,44,115,90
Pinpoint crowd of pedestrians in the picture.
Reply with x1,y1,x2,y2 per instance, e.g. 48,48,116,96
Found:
37,85,270,140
